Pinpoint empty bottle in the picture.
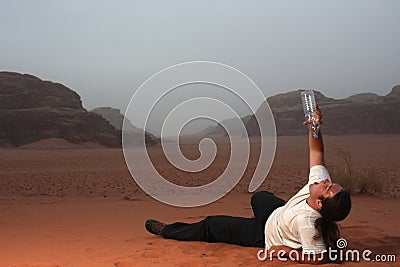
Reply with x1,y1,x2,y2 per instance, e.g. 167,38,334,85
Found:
301,90,320,138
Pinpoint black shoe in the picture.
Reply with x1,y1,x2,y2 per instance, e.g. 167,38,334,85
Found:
145,219,165,236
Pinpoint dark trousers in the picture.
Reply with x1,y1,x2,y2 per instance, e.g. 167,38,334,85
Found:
161,191,286,247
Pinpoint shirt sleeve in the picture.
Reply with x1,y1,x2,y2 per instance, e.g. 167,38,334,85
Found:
297,216,327,254
308,165,332,184
296,215,326,254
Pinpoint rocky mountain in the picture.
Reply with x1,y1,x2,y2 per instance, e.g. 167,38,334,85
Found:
91,107,159,145
91,107,140,131
345,92,380,102
205,86,400,137
0,72,121,147
3,71,398,147
203,115,252,136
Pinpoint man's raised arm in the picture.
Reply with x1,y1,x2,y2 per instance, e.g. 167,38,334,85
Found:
304,105,324,168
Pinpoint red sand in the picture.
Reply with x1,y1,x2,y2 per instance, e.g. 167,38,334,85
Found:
0,135,399,266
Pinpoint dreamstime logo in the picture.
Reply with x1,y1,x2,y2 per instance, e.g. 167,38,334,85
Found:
336,238,347,249
122,61,276,207
257,238,397,263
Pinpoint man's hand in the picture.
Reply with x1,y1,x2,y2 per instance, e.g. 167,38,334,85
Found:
303,105,323,126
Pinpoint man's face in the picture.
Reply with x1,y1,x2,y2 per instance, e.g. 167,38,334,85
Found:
309,179,343,199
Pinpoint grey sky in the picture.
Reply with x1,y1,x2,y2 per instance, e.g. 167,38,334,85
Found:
1,0,399,115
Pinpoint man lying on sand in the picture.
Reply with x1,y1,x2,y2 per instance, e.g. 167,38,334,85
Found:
145,106,351,264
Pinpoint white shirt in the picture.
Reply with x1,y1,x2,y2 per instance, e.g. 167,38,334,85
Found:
264,165,331,254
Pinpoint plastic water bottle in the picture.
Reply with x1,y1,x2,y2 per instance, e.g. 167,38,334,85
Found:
301,90,320,138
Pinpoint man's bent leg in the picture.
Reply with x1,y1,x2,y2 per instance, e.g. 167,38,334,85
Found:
161,215,265,247
251,191,286,223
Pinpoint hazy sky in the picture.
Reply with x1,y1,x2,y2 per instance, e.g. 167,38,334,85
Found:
1,0,399,114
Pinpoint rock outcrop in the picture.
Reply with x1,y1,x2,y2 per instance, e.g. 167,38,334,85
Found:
91,107,139,131
205,86,400,137
257,87,400,136
0,72,121,147
91,107,159,145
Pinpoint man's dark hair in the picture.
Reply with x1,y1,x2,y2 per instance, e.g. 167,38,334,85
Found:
314,189,352,262
320,189,352,222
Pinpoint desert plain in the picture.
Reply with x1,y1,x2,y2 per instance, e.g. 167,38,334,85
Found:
0,134,399,267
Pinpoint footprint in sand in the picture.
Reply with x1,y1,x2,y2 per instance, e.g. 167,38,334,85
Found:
342,225,400,257
140,250,164,258
366,236,400,254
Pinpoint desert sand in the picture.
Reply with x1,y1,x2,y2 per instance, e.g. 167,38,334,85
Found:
0,135,399,266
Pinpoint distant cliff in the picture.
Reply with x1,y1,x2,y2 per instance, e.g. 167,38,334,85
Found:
91,107,140,131
91,107,159,145
0,72,121,147
206,86,400,136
